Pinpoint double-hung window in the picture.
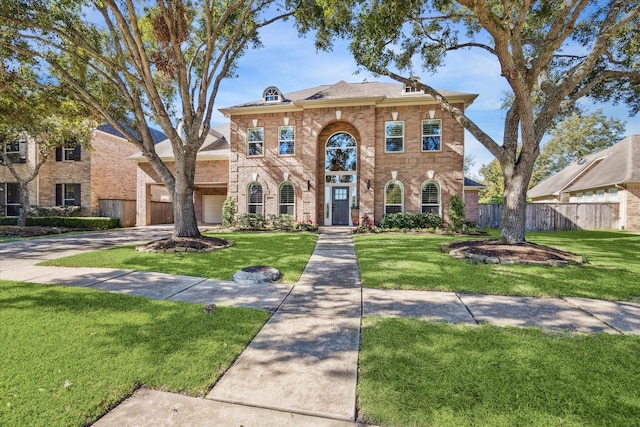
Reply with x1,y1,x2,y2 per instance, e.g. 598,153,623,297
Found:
247,127,264,156
385,121,404,152
421,181,440,214
279,182,295,215
248,182,263,214
56,183,81,206
384,181,403,214
278,126,295,155
422,120,442,151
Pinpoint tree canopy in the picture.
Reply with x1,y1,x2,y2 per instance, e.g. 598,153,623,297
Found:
531,109,626,187
0,0,301,237
299,0,640,242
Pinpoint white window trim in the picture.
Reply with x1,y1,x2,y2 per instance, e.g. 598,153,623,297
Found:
422,119,442,152
63,183,78,206
278,182,295,215
278,126,295,156
608,188,618,202
385,121,405,153
247,182,264,214
421,180,441,215
247,127,264,157
384,180,404,214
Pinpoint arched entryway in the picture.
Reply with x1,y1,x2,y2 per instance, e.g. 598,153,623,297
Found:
324,132,357,225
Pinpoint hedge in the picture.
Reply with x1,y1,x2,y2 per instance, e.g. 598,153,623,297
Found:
0,217,119,229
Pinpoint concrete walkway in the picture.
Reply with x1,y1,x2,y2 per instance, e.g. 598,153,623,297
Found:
2,227,640,426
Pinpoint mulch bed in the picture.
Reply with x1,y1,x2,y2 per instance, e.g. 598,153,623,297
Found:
447,239,583,264
136,236,232,253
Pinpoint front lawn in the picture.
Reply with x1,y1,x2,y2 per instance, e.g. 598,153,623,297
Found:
39,232,317,283
354,230,640,301
359,318,640,427
0,281,269,426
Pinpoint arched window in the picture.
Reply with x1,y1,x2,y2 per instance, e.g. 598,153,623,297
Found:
325,132,357,183
248,182,263,214
263,87,280,102
384,181,403,214
279,182,295,215
421,181,440,214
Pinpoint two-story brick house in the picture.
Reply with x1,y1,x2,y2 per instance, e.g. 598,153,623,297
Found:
220,80,477,226
0,124,156,216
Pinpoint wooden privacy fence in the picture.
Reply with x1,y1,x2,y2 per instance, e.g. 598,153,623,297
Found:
478,203,619,231
150,201,174,225
99,199,136,227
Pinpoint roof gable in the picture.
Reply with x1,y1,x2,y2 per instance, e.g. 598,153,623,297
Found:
220,80,477,113
528,135,640,197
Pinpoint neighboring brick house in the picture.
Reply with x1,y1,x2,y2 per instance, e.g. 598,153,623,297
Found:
220,80,477,226
528,135,640,230
1,124,152,216
463,177,485,222
129,123,230,226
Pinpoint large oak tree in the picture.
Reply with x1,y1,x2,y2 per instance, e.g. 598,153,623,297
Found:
299,0,639,243
0,0,301,238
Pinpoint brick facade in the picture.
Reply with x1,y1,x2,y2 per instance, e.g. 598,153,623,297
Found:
226,84,471,226
2,129,137,216
624,184,640,230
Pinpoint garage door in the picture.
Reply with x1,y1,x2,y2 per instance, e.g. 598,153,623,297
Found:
202,195,226,223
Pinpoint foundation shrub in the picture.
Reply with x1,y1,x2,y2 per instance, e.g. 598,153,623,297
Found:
380,212,443,230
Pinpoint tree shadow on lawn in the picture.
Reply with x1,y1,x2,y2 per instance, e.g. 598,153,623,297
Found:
0,281,269,418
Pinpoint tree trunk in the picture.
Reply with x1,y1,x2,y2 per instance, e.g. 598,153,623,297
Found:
171,148,201,238
499,160,535,244
17,182,29,227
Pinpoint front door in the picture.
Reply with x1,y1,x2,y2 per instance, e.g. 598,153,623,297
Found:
332,186,350,225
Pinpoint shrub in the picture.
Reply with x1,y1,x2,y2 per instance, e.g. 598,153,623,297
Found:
267,214,296,230
0,216,119,229
380,212,443,230
448,195,466,232
294,220,319,232
237,213,266,229
222,196,236,228
27,205,81,217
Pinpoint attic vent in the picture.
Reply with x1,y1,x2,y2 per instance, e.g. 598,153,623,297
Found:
577,157,586,165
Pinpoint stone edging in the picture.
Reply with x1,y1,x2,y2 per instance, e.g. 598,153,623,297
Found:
440,243,584,267
135,242,233,254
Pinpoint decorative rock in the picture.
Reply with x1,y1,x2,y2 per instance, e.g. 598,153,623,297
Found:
485,257,500,264
233,265,281,285
500,258,515,265
175,246,187,252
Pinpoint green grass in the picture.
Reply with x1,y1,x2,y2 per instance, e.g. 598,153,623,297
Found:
0,280,269,426
358,318,640,427
39,232,317,283
354,230,640,301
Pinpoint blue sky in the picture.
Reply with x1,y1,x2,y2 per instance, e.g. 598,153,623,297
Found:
213,19,639,178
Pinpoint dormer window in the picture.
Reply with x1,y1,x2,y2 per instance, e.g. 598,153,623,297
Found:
263,86,281,102
403,77,424,94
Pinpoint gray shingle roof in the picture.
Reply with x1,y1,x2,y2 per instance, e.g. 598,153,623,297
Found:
128,123,229,162
224,80,476,109
528,135,640,198
96,123,166,144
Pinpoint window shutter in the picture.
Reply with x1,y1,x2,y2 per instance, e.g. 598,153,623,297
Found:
73,145,81,161
56,184,62,205
74,184,81,206
55,147,62,162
